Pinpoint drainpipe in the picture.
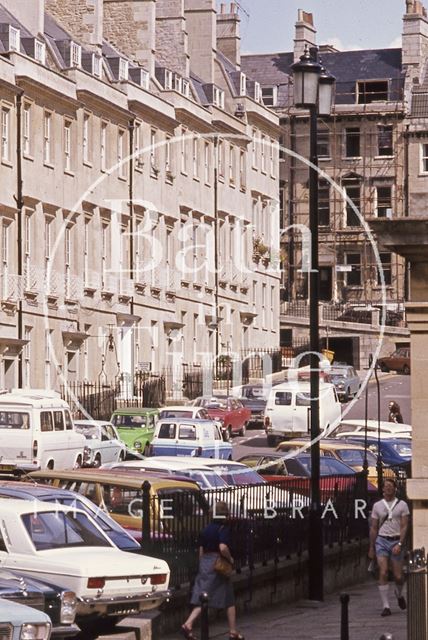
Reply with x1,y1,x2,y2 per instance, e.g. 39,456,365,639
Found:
15,90,24,388
128,117,135,393
404,123,410,301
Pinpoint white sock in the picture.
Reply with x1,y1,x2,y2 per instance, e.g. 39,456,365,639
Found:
379,584,390,609
395,583,403,597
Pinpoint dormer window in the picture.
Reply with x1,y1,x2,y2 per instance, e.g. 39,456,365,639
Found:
174,74,182,93
165,69,173,90
140,69,149,90
240,73,246,96
254,82,262,103
357,80,388,104
35,40,46,65
262,86,278,107
118,58,128,81
93,55,102,78
9,26,20,52
213,87,225,109
129,67,150,89
70,42,81,68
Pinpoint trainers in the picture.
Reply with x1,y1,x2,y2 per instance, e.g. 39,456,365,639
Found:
397,595,406,610
381,607,391,617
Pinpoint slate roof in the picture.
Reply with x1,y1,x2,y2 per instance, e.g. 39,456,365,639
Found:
241,48,404,107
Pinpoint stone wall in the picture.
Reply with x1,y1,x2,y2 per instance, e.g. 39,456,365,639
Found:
45,0,103,49
156,0,188,76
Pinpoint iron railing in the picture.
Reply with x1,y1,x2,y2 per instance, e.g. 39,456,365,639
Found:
407,548,428,640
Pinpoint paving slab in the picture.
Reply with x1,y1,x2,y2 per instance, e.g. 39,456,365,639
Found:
162,580,407,640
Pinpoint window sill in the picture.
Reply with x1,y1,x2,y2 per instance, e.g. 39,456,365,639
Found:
64,169,75,177
180,170,188,177
43,162,55,170
342,156,362,161
240,186,246,193
83,160,93,168
374,155,394,160
218,175,225,183
1,158,13,168
193,175,200,182
229,181,236,189
344,285,363,290
318,156,332,162
23,153,34,162
118,174,127,182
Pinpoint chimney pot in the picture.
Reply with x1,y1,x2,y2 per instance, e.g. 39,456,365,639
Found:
220,3,226,13
230,2,237,13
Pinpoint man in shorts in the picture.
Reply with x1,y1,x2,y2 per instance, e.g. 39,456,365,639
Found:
368,478,410,616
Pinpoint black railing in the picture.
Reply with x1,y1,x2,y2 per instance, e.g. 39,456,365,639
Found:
136,475,371,588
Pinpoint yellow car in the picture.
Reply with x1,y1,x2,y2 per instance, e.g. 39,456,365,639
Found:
29,468,208,539
276,439,394,487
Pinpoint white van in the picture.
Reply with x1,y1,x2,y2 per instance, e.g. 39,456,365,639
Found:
0,389,86,472
264,381,341,446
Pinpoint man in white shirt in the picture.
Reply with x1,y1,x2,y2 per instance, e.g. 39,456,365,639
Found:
368,477,410,617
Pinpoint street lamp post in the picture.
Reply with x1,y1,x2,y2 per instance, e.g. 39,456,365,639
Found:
291,46,335,602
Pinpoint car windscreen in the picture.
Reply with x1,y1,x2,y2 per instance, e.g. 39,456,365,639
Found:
241,387,267,400
74,424,98,439
0,411,30,429
112,415,147,428
176,470,228,489
159,410,193,419
390,442,412,457
210,465,266,486
336,449,366,466
297,456,356,475
199,398,227,409
22,510,112,550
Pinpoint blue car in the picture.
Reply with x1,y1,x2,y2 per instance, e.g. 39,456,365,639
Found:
0,481,141,553
343,436,411,470
150,418,233,459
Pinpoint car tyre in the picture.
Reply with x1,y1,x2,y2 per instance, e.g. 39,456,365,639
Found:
143,443,150,456
227,426,233,441
344,389,350,403
118,450,125,462
402,365,410,375
93,453,101,468
379,363,389,373
239,423,247,437
267,434,276,447
74,455,82,469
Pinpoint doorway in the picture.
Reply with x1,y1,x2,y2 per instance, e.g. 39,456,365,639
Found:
319,267,333,301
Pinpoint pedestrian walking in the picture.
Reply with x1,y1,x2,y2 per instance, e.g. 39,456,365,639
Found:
368,478,410,617
388,401,403,424
181,501,244,640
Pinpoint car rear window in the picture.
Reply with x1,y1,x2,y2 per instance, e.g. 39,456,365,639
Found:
274,392,292,406
0,411,30,429
178,424,197,440
157,423,176,439
22,510,111,550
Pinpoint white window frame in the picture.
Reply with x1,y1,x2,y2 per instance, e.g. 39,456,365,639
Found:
229,144,235,185
35,40,46,64
82,113,91,165
261,135,266,173
117,128,126,178
23,102,31,156
251,128,258,168
118,58,128,81
270,138,275,177
261,85,278,107
64,118,72,172
204,141,210,184
24,326,31,387
240,73,247,96
218,139,224,179
165,136,172,174
182,79,190,97
134,122,144,170
180,127,187,174
165,70,173,90
83,220,89,287
24,213,31,288
213,87,225,109
192,136,199,178
70,42,81,68
1,107,10,162
93,54,102,78
100,121,107,172
254,82,262,103
9,26,20,52
150,128,158,176
239,149,246,190
421,142,428,174
45,218,51,261
43,111,52,165
140,69,150,90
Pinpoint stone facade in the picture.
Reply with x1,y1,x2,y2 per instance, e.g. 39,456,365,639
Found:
0,0,280,393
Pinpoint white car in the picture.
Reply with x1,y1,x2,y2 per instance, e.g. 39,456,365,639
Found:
0,499,170,628
74,420,127,467
0,599,52,640
328,419,412,440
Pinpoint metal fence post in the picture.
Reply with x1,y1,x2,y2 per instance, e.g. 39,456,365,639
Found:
407,548,427,640
140,480,151,554
340,593,350,640
200,592,209,640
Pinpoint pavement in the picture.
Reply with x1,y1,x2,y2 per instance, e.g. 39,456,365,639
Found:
163,580,407,640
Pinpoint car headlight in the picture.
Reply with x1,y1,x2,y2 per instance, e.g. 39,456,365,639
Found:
134,440,142,450
337,383,344,389
20,623,51,640
60,590,77,625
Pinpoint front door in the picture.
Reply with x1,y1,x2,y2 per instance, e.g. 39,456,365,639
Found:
319,267,332,301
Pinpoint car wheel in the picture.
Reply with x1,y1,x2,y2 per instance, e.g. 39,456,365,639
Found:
402,364,410,375
227,426,233,440
267,435,276,447
143,443,150,456
239,423,247,437
380,363,389,373
118,451,125,462
47,460,54,470
344,389,350,403
74,455,82,469
93,453,102,468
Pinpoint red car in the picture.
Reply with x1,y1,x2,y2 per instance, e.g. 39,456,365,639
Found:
193,396,251,439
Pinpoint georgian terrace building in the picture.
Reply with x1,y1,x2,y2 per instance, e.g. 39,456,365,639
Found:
0,0,280,392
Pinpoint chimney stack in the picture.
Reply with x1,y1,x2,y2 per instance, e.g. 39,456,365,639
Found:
184,0,216,84
216,2,240,67
103,0,156,75
2,0,44,36
294,9,316,62
45,0,103,51
156,0,189,77
402,0,428,70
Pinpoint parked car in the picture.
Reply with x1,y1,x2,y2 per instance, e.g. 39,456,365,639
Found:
158,406,226,440
0,481,141,553
328,364,361,402
0,568,78,637
110,408,158,455
0,499,170,629
329,419,412,440
74,420,126,467
231,384,268,427
192,396,251,438
103,457,230,490
29,469,208,541
343,436,412,473
0,599,52,640
264,381,341,445
275,438,394,486
0,389,86,473
377,347,411,374
150,418,233,459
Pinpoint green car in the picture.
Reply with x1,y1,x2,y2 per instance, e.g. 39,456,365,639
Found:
110,408,158,455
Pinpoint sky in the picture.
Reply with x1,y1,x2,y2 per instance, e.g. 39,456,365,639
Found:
237,0,405,54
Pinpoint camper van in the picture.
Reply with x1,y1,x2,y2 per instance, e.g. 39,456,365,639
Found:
0,389,86,473
264,381,341,446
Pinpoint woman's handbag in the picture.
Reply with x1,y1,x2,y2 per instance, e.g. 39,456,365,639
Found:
214,554,233,578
